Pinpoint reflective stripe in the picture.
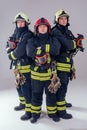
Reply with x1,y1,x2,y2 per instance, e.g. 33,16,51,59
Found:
31,105,41,114
11,51,17,60
17,65,31,73
19,96,25,105
46,44,50,52
31,69,51,81
73,40,76,49
47,106,57,114
57,106,66,111
36,49,42,54
66,57,70,62
57,62,71,72
25,103,31,112
57,101,66,105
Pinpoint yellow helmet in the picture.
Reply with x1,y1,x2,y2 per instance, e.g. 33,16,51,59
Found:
54,9,69,23
13,12,30,24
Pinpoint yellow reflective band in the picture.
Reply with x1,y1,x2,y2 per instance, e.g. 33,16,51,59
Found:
46,44,50,52
19,69,30,73
57,67,70,72
17,65,30,70
31,75,50,81
31,105,41,110
31,110,41,114
57,63,71,67
19,96,25,100
25,108,31,112
36,49,41,54
47,110,57,114
31,70,51,77
73,40,76,49
20,101,25,104
34,66,39,71
47,106,57,110
66,57,70,62
57,62,71,72
57,106,66,111
25,103,31,107
11,51,17,60
57,101,66,105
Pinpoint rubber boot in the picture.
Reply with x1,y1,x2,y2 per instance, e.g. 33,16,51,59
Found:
20,112,31,120
48,113,60,122
14,103,25,111
58,110,72,119
66,102,72,107
30,114,40,123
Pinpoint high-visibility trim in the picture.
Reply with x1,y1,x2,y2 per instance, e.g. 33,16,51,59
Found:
34,66,39,71
57,62,71,72
31,105,41,114
31,110,41,114
19,96,25,100
31,105,41,110
57,106,66,111
17,65,31,73
19,96,25,104
20,101,25,105
36,49,42,54
25,103,31,107
47,110,57,114
57,101,66,105
47,106,57,110
25,108,31,112
31,70,51,77
10,51,17,60
46,44,50,52
66,57,70,62
73,40,76,49
31,70,51,81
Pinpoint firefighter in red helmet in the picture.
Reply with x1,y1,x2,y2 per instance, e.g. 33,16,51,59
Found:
26,17,61,123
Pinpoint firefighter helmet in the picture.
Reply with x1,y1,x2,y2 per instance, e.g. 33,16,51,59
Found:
13,12,30,24
34,17,51,32
54,9,69,23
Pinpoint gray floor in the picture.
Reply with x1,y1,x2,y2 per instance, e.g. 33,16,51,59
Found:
0,79,87,130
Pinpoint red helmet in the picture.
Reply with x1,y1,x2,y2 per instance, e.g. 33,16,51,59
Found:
34,17,51,33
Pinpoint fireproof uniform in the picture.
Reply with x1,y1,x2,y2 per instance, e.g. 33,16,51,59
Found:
26,18,61,123
52,9,77,119
6,12,33,120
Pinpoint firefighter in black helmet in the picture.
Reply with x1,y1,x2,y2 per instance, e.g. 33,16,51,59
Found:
26,17,61,123
51,9,77,119
6,12,33,120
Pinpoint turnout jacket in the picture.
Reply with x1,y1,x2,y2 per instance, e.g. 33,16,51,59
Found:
26,32,61,81
52,24,77,73
6,26,33,73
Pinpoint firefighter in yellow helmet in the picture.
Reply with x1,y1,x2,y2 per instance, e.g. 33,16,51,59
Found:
26,17,61,123
51,9,78,119
6,12,33,120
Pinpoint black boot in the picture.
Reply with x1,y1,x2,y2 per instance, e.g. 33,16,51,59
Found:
14,103,25,111
66,102,72,107
30,114,40,123
48,113,60,122
58,110,72,119
20,112,31,120
30,117,38,123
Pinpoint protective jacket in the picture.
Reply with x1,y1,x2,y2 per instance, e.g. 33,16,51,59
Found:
6,26,33,73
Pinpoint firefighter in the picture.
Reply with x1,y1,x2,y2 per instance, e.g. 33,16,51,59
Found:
26,18,61,123
51,9,78,119
6,12,33,120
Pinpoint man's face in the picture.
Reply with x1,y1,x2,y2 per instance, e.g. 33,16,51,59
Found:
17,20,26,28
58,16,68,26
38,24,48,34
